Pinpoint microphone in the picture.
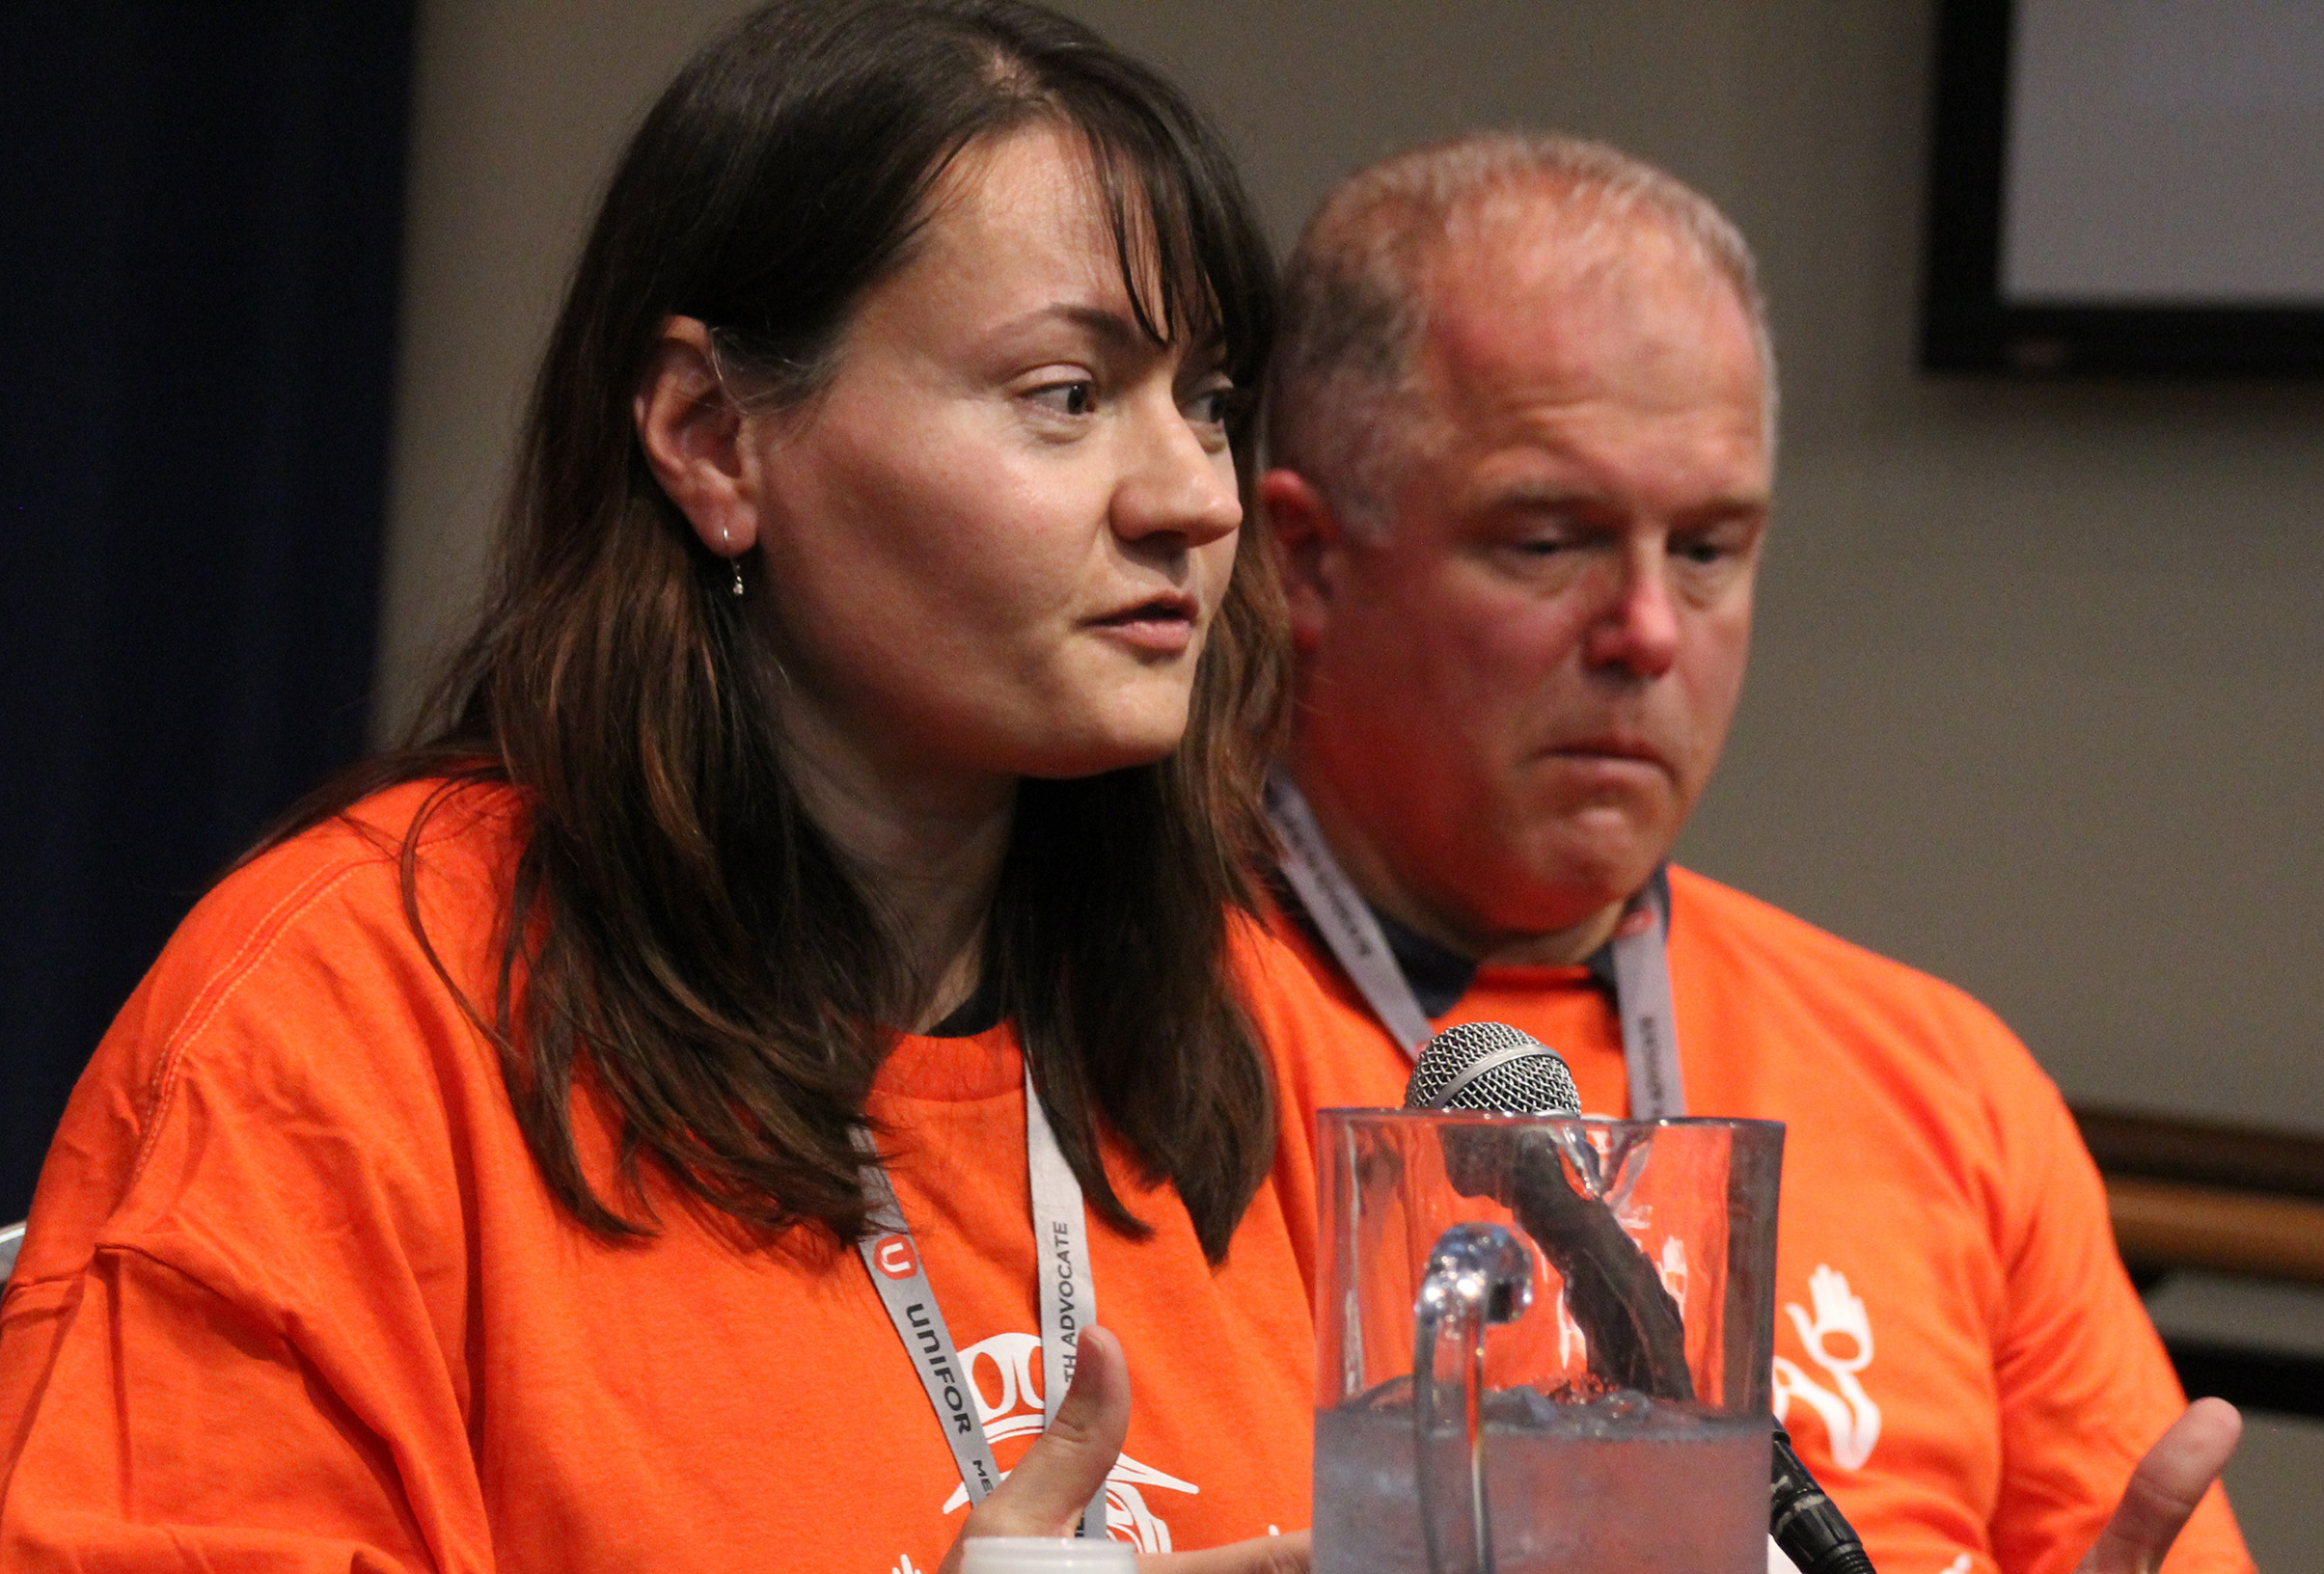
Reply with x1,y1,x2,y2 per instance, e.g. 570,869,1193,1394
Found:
1406,1018,1582,1115
1404,1020,1876,1574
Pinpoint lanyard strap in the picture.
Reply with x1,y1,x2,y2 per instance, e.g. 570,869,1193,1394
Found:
855,1067,1105,1536
1609,890,1685,1121
1266,773,1688,1120
1266,774,1435,1054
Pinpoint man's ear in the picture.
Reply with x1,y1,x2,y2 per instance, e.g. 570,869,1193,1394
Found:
635,315,760,559
1258,468,1346,654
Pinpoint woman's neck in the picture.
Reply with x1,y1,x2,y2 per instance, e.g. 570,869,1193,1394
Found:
779,703,1016,1033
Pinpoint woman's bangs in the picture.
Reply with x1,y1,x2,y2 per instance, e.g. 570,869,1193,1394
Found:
1073,116,1268,393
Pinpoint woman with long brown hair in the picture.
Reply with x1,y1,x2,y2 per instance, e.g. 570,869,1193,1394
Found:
0,4,1342,1568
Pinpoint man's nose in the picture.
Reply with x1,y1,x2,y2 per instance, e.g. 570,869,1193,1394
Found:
1582,539,1681,678
1108,392,1242,549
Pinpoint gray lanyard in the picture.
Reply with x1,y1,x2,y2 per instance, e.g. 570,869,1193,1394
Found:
1267,773,1687,1120
853,1066,1105,1536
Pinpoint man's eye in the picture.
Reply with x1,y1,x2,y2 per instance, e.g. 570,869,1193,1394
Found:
1673,535,1734,565
1029,381,1096,417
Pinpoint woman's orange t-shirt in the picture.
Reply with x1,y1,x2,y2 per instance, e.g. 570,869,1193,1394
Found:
0,782,1367,1573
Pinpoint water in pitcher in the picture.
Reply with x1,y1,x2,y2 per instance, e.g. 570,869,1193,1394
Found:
1313,1390,1769,1574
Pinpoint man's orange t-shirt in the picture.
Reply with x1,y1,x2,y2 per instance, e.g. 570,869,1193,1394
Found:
1266,864,2254,1574
0,782,1365,1572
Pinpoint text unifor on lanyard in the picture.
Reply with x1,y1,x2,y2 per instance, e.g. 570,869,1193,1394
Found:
853,1067,1107,1538
1265,773,1687,1120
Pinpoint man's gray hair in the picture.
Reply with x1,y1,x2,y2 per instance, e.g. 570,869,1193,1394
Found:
1264,132,1776,535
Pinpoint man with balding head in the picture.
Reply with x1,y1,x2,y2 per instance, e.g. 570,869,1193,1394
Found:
1261,134,2251,1574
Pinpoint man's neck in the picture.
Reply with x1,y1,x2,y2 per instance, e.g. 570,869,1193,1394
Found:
1287,764,1627,970
1474,904,1627,968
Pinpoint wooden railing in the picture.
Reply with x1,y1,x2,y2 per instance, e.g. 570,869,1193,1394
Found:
2071,1106,2324,1417
2099,1177,2324,1284
2073,1106,2324,1284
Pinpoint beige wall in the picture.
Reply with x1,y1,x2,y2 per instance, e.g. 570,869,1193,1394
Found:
381,0,2324,1135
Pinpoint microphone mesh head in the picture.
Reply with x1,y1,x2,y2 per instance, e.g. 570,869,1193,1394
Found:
1404,1019,1581,1116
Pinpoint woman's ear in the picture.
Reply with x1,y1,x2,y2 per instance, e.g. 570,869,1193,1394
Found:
635,316,760,558
1258,467,1345,656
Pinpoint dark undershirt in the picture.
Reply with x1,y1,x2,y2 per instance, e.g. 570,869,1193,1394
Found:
922,965,1004,1038
1280,866,1670,1018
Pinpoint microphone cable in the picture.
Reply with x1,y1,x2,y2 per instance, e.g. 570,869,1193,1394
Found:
1771,1425,1876,1574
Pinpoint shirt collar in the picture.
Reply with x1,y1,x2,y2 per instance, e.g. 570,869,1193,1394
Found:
1298,865,1672,1020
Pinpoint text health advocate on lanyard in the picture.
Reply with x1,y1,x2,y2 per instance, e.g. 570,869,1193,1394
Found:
853,1067,1107,1538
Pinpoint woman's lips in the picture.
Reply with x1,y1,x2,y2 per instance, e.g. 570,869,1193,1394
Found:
1089,595,1198,655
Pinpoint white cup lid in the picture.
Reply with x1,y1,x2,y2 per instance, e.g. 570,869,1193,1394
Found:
958,1535,1135,1573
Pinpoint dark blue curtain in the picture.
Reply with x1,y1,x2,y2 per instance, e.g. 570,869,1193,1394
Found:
0,6,416,1218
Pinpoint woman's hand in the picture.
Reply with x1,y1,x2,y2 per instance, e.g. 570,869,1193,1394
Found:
938,1327,1310,1574
1142,1530,1311,1573
2071,1398,2242,1574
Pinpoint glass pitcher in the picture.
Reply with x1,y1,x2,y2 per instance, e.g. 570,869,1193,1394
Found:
1314,1109,1785,1574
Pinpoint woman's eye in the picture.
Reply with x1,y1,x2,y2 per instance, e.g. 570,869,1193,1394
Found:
1028,380,1096,417
1183,385,1235,428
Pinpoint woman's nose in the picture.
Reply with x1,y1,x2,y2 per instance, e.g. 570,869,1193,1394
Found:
1108,390,1242,548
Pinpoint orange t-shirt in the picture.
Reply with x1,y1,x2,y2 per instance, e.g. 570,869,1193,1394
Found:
1265,865,2254,1574
0,782,1360,1573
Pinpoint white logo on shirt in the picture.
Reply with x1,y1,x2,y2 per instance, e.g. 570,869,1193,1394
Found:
936,1331,1199,1552
1770,1265,1882,1470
